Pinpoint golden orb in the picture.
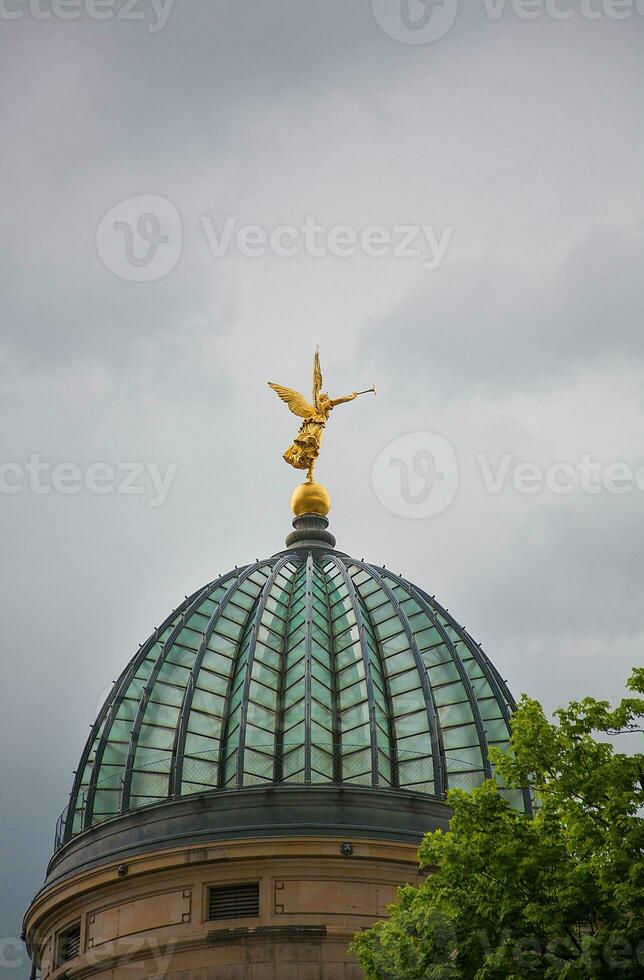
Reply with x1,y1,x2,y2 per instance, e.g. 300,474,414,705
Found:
290,481,331,518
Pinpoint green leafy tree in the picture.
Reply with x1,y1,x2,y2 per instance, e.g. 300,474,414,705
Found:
352,669,644,979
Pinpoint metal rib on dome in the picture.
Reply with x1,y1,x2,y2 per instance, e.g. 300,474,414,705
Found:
57,550,527,850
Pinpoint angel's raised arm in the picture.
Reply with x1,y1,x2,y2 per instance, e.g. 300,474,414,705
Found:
330,392,358,408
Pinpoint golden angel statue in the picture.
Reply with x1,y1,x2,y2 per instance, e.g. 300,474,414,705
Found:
269,350,375,483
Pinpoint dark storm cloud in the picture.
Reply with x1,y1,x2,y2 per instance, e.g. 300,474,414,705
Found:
360,225,644,400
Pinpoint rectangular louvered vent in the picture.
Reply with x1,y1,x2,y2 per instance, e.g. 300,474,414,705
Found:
58,922,81,963
208,882,260,920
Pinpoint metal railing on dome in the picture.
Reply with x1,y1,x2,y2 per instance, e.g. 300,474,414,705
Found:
53,746,521,853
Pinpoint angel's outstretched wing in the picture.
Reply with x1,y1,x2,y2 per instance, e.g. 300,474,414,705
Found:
268,383,315,418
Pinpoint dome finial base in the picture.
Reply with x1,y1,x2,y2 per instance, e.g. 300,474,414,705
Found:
285,512,336,550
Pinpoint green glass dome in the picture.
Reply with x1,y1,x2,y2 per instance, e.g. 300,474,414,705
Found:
57,520,527,849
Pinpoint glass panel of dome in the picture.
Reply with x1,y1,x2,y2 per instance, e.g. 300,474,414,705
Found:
367,603,398,629
311,720,333,746
311,645,331,674
244,749,274,781
311,700,333,726
258,624,286,658
93,787,120,815
339,701,369,728
395,732,431,755
107,717,134,741
194,666,228,694
349,568,372,588
395,709,430,737
133,745,171,769
391,688,425,714
286,629,305,656
251,661,279,689
184,732,219,756
139,725,175,750
333,623,360,651
141,700,181,728
128,774,167,803
230,588,256,612
282,685,304,712
470,676,495,698
437,700,475,726
285,660,305,689
371,615,404,642
372,693,390,733
337,660,365,686
246,568,272,588
478,699,505,722
284,701,305,729
311,661,331,690
330,594,354,619
174,626,202,650
121,675,145,699
485,718,509,742
376,724,391,750
264,594,288,618
206,632,237,658
113,706,137,733
341,723,370,747
217,616,246,642
361,588,388,612
311,758,333,782
378,759,392,786
248,678,277,708
189,690,225,730
103,742,128,765
387,668,421,696
246,703,275,734
288,608,307,632
165,646,195,669
282,745,305,780
413,625,444,652
338,680,368,711
335,641,361,672
398,755,433,783
432,681,469,708
379,649,415,677
224,748,238,785
378,632,411,658
342,753,372,784
425,660,461,686
462,660,486,683
157,654,195,688
446,745,484,768
285,722,305,750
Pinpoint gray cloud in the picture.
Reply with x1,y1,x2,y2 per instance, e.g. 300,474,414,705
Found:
361,225,643,401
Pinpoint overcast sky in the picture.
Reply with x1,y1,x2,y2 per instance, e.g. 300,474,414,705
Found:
1,2,642,974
